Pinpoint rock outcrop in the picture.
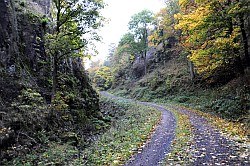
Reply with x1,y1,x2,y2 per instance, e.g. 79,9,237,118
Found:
0,0,101,163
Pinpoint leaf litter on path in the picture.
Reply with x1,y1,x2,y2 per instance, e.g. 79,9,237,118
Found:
167,105,249,166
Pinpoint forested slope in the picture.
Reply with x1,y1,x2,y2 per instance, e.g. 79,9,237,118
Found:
89,0,250,128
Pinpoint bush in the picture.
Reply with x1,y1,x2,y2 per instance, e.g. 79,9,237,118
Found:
11,88,48,130
174,96,190,103
210,96,242,119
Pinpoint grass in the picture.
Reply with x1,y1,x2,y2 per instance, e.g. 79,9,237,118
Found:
161,106,193,165
163,105,249,166
4,143,78,166
174,105,249,140
72,95,161,165
3,94,161,166
114,83,249,138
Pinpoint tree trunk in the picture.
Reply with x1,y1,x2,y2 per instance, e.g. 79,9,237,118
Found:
51,0,61,102
239,15,249,66
144,50,147,76
51,54,58,102
189,61,195,80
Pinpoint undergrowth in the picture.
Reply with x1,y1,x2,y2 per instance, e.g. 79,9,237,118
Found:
7,143,78,166
72,94,161,165
3,94,161,165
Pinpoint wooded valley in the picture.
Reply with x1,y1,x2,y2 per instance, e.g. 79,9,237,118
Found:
0,0,249,165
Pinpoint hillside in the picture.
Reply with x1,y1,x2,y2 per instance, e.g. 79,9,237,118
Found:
89,0,250,129
110,56,250,126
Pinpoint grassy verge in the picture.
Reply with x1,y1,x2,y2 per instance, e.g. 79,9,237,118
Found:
161,106,193,165
72,95,161,165
163,105,249,166
4,142,78,165
3,95,161,166
173,105,249,140
162,104,249,166
112,85,249,139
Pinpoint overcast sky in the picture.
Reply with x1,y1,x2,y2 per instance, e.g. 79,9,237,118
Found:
87,0,166,67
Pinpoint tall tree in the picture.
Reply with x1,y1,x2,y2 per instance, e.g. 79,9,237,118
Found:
148,0,180,64
232,0,250,66
128,9,154,75
45,0,104,102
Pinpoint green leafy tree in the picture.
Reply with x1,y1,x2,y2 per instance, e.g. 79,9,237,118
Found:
45,0,104,102
128,9,154,75
93,66,113,90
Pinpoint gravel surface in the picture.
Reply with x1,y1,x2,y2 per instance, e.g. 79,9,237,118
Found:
100,92,249,165
168,106,249,166
100,92,176,166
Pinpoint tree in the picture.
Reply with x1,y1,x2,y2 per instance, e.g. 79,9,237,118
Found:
45,0,104,102
93,66,113,90
230,0,250,66
103,43,117,67
175,0,249,80
128,9,154,75
148,0,180,64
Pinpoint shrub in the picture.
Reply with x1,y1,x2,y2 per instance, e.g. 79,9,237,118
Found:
210,96,242,119
174,96,190,103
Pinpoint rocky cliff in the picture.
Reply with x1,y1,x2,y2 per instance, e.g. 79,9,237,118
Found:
0,0,101,163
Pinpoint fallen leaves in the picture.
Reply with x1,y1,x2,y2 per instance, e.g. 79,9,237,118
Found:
162,106,193,165
165,105,250,166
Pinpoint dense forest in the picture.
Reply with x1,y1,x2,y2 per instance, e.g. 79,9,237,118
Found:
0,0,249,165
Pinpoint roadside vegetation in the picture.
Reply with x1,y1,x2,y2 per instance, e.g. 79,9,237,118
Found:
81,95,161,165
3,95,160,165
108,56,250,134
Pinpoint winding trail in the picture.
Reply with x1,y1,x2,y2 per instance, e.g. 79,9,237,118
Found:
101,92,249,166
101,92,176,166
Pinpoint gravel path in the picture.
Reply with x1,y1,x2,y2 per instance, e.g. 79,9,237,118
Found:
101,92,249,165
100,92,176,166
168,106,249,166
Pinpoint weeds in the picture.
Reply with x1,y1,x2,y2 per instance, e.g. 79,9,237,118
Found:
79,96,161,165
162,106,193,165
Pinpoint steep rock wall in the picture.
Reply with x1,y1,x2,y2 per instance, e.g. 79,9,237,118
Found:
0,1,101,162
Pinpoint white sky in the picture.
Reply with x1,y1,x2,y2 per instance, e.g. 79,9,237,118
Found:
86,0,166,67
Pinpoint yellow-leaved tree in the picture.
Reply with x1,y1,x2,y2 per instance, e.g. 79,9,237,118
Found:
175,0,248,79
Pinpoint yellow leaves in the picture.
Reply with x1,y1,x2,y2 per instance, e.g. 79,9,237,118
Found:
129,55,135,63
174,13,182,20
179,0,189,7
148,32,160,47
175,0,245,78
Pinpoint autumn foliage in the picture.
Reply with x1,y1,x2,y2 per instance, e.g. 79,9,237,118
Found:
175,0,249,78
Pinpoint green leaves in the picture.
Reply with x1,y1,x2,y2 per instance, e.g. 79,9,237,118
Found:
128,9,153,32
128,9,154,56
82,96,161,165
46,0,105,100
93,66,113,90
48,0,105,59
